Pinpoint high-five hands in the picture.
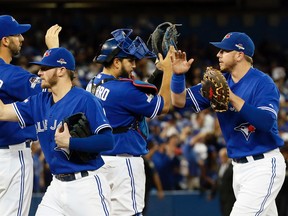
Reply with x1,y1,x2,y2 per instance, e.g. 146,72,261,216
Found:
171,50,194,74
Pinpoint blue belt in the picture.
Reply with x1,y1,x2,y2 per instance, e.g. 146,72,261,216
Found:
0,140,31,149
55,171,89,182
232,153,264,163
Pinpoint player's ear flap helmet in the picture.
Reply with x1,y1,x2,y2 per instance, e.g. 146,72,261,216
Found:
94,29,156,64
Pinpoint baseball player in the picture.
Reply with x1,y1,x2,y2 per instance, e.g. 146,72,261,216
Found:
0,47,114,215
86,29,173,215
0,15,61,216
170,32,286,215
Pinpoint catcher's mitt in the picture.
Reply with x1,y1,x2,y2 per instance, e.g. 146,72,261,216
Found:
147,22,181,89
147,22,181,58
200,67,230,112
64,112,97,162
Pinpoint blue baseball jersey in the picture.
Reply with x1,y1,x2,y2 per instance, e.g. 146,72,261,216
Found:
184,67,283,158
13,87,112,174
0,58,42,146
86,73,164,156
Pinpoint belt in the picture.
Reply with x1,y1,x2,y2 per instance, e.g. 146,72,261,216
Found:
232,153,264,164
55,171,89,182
0,140,31,149
106,154,141,157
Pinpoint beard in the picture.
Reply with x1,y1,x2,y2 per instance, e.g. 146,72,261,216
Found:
41,69,58,89
8,40,21,56
118,65,130,79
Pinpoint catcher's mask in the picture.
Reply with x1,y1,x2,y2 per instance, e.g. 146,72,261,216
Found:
94,29,156,64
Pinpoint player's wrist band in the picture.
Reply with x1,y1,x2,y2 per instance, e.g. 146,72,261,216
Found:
171,74,185,94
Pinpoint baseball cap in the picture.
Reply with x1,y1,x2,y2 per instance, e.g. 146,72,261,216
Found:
30,47,75,71
210,32,255,57
0,15,31,39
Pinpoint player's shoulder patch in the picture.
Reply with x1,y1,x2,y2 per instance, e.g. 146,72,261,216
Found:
29,76,41,89
119,78,158,95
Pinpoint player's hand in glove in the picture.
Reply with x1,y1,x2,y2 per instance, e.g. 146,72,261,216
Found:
171,50,194,74
147,22,181,89
148,22,181,58
55,113,97,162
200,67,230,112
55,122,71,148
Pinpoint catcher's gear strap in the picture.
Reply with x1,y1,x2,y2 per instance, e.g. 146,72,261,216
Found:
112,116,149,140
119,78,158,95
90,77,152,139
90,77,116,95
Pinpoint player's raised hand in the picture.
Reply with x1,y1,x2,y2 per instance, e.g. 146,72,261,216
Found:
45,24,62,49
55,122,71,148
156,45,175,71
171,50,194,75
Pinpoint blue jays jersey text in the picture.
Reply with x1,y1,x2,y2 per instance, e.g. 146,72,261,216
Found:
184,67,283,158
87,73,164,155
0,58,42,146
13,87,111,174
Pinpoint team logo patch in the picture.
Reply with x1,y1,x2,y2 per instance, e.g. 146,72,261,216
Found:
234,122,256,141
43,50,51,58
29,77,41,89
146,94,153,103
223,33,232,40
57,58,67,65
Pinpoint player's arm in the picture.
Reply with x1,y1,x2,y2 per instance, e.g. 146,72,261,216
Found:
0,100,19,122
229,89,245,111
229,84,277,132
55,124,114,153
170,50,194,108
156,46,174,114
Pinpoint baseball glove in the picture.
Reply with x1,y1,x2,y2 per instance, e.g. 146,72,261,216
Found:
64,112,97,162
147,22,181,58
200,67,230,112
147,22,181,89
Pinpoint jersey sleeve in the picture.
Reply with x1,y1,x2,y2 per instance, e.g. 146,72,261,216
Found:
252,77,280,119
83,96,112,134
185,84,211,112
7,67,42,100
12,95,37,128
121,84,163,119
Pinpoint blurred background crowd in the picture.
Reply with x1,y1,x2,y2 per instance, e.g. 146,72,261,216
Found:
2,0,288,215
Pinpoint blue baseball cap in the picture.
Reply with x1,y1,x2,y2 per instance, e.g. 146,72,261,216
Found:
30,47,75,71
210,32,255,57
0,15,31,39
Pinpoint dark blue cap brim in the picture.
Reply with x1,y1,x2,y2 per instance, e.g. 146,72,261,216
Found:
30,61,75,71
29,61,55,67
209,42,234,51
10,24,31,36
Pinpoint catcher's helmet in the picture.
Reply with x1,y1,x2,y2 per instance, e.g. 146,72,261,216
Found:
94,29,156,64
